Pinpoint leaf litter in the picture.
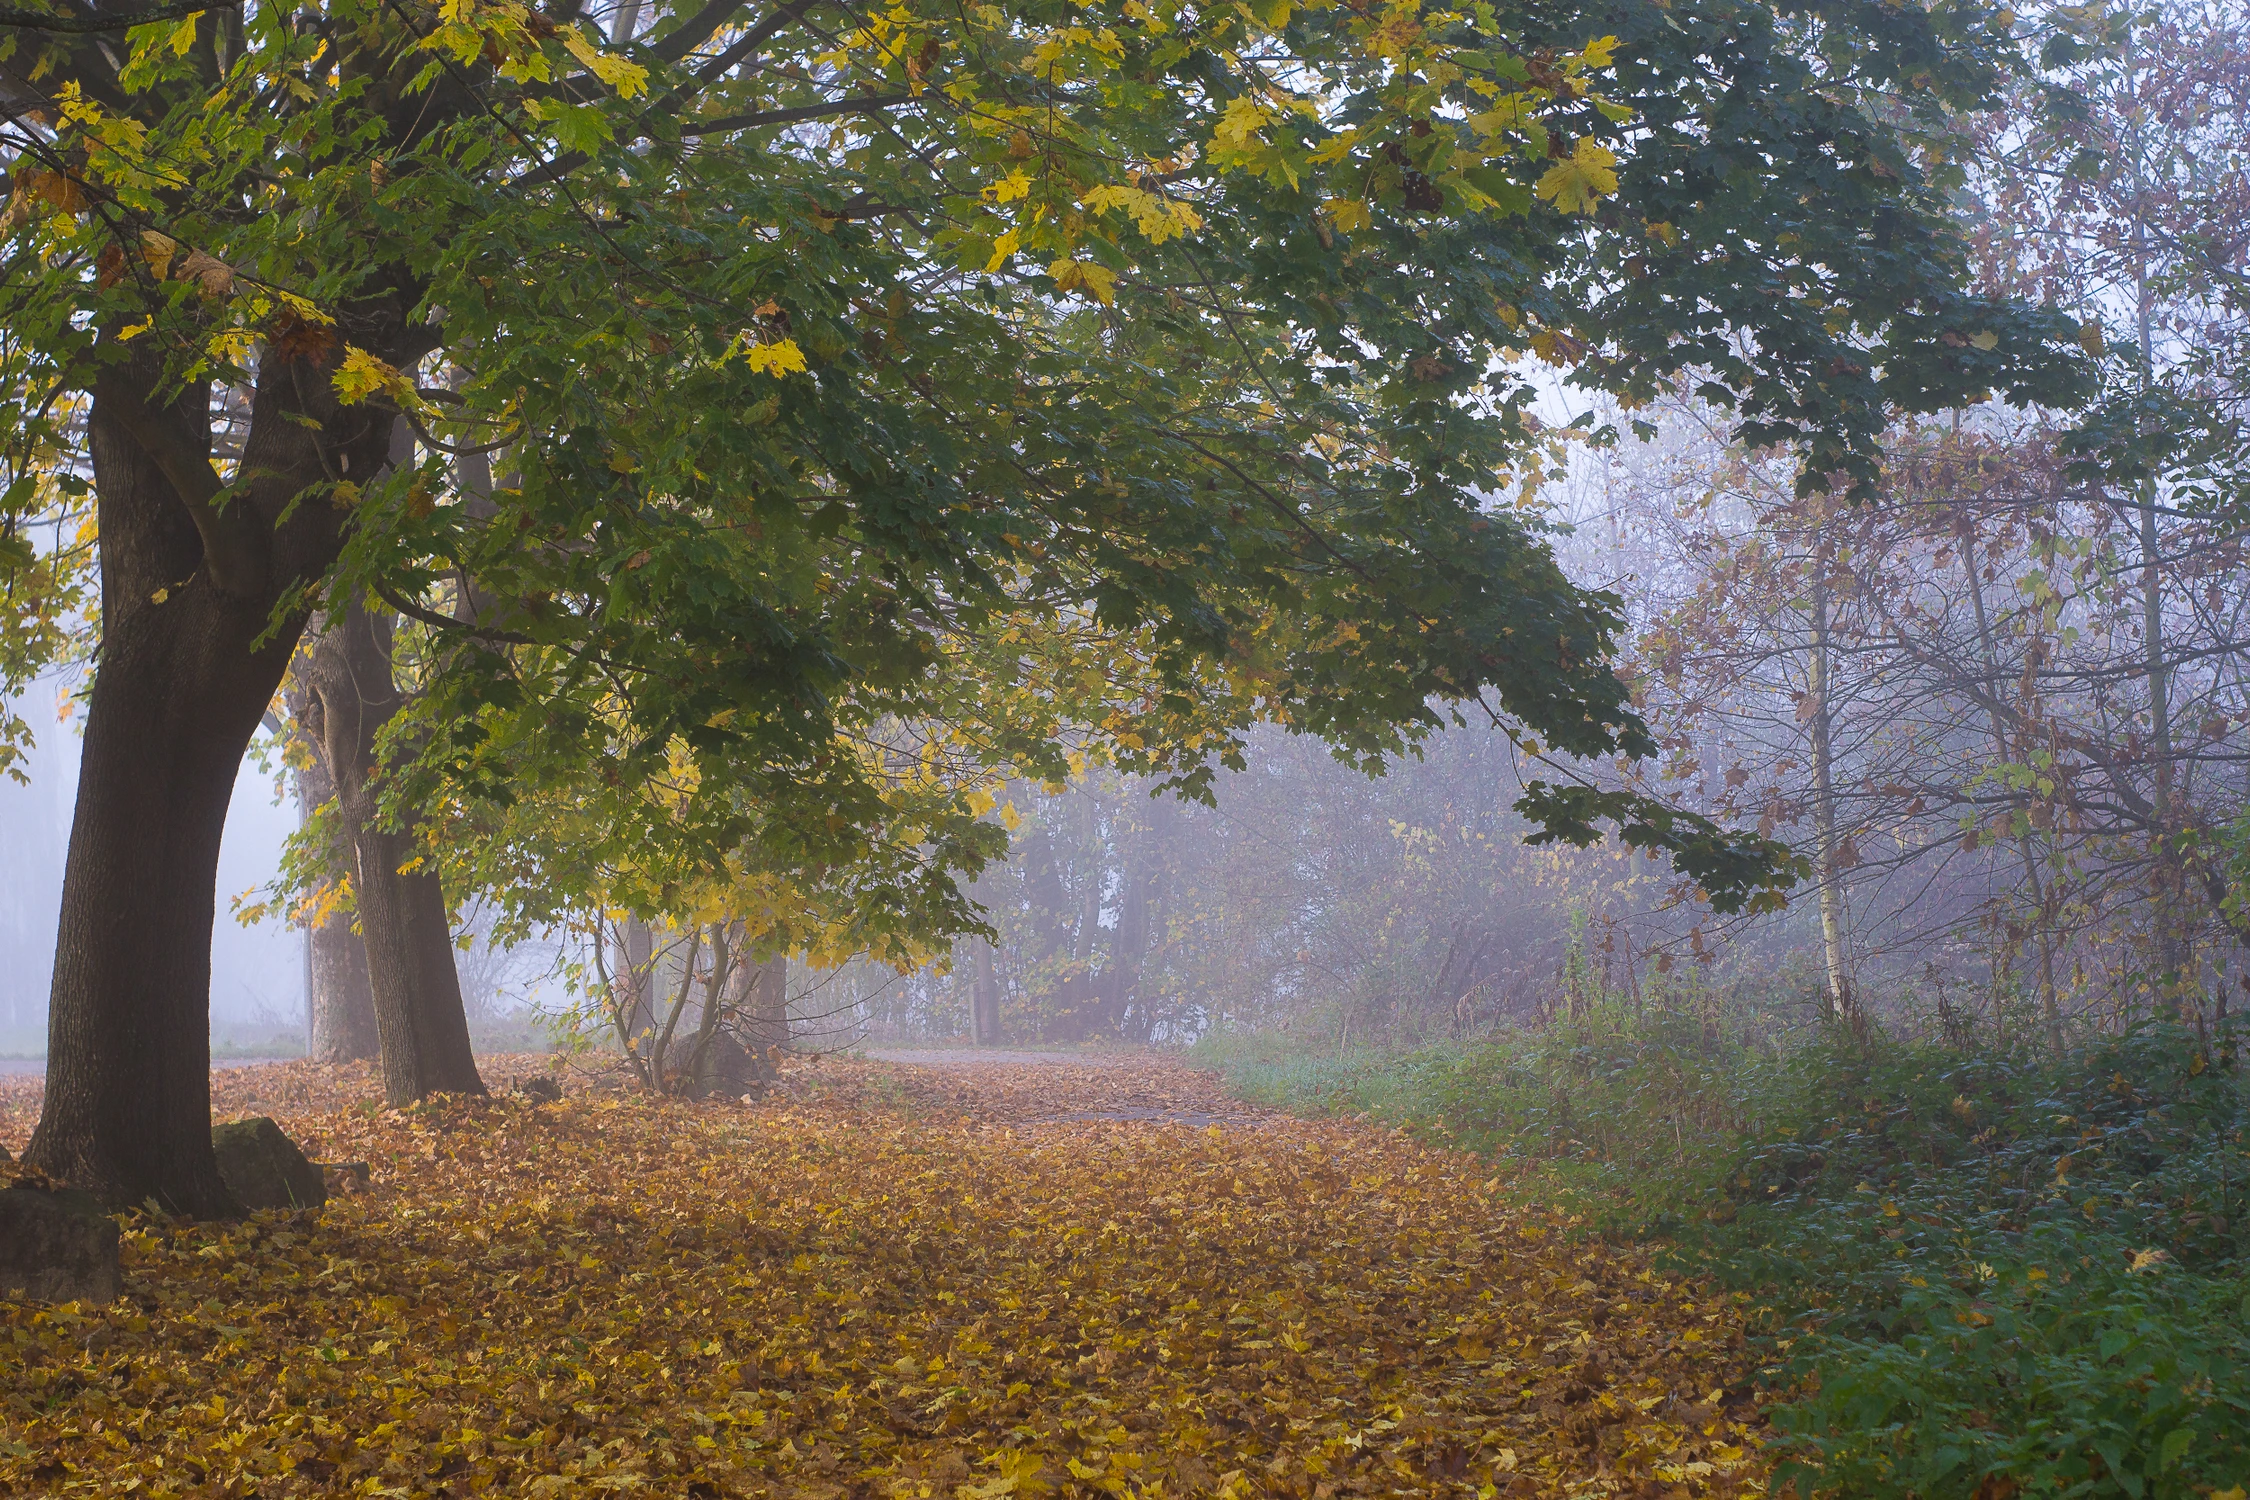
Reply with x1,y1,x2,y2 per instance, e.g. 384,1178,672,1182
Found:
0,1055,1766,1497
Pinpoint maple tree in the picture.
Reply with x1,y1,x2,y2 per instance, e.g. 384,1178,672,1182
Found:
1,0,2086,1212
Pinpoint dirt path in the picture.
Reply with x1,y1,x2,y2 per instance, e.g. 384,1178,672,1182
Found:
0,1052,1766,1498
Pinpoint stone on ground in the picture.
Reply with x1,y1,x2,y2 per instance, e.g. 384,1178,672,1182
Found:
0,1184,121,1303
212,1117,327,1210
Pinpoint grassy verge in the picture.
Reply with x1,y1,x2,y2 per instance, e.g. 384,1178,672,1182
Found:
1193,1018,2250,1499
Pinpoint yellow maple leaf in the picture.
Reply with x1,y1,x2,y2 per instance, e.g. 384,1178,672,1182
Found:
1534,137,1619,215
741,337,808,376
1323,197,1371,232
168,10,204,56
332,345,405,406
1049,258,1117,304
986,227,1024,271
562,27,649,98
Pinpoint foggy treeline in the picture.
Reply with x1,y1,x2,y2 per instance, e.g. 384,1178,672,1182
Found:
849,0,2250,1052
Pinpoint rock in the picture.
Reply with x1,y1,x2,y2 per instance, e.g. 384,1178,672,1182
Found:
690,1034,761,1101
0,1185,120,1303
514,1075,563,1104
211,1117,327,1211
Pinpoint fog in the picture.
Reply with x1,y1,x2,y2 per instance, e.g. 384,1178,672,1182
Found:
0,693,303,1054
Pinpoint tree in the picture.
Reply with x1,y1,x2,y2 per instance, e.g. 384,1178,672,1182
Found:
296,604,485,1102
278,684,382,1063
4,0,2081,1209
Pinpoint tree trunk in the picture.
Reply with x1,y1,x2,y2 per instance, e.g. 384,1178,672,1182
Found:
285,700,381,1062
744,956,790,1078
28,519,280,1214
1099,795,1169,1038
618,918,657,1045
1958,508,2063,1052
26,331,390,1211
2124,61,2192,1018
302,605,483,1105
1807,534,1857,1031
971,941,1003,1046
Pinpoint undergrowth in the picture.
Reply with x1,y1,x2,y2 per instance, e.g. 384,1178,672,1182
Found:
1194,1016,2250,1500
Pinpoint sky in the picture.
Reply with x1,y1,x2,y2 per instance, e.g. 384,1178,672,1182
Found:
0,690,304,1051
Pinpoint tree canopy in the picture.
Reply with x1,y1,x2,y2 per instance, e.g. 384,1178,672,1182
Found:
0,0,2102,1206
3,0,2087,929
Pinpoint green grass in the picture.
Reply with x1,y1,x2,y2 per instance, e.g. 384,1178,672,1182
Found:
1193,1016,2250,1499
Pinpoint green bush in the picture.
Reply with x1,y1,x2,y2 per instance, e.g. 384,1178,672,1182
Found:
1193,1019,2250,1499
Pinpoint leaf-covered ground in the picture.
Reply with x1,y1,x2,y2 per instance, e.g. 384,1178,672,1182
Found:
0,1054,1766,1498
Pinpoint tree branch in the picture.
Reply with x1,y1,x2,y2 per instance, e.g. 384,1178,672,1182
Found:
646,0,814,68
511,0,832,184
676,90,908,136
376,582,541,646
0,0,231,30
92,368,268,596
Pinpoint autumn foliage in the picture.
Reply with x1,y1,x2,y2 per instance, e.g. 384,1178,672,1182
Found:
0,1057,1763,1497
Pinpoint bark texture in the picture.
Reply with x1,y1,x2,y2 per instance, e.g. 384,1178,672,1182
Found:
27,334,398,1213
300,606,484,1106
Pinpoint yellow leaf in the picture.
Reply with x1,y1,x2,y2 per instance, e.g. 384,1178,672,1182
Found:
1969,330,1999,351
1323,198,1371,232
169,10,204,56
1211,94,1271,149
985,227,1023,271
332,345,403,406
562,27,649,98
742,337,807,376
1048,258,1117,304
139,231,176,277
1534,137,1618,215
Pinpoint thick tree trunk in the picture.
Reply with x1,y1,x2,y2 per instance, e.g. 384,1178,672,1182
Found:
28,538,281,1214
26,334,387,1212
971,942,1003,1046
744,956,790,1078
619,918,657,1045
302,606,484,1105
287,713,381,1062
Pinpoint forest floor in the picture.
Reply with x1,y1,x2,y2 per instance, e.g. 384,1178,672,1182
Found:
0,1053,1766,1499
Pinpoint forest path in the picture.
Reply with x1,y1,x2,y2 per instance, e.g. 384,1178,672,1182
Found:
0,1054,1767,1498
833,1047,1271,1128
